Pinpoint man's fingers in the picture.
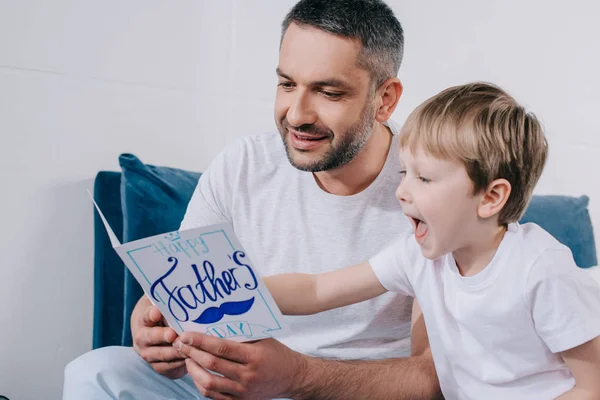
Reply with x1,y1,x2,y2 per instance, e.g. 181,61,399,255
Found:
177,344,242,380
175,333,249,363
142,305,164,326
186,358,242,399
140,345,186,363
136,325,178,348
151,359,187,377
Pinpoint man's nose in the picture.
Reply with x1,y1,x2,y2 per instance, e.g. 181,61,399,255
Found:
286,90,317,127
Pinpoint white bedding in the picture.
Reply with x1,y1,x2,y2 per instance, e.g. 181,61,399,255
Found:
586,265,600,285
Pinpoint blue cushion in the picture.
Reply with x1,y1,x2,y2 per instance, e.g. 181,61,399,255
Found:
118,153,201,345
520,195,597,268
119,153,201,241
92,171,126,349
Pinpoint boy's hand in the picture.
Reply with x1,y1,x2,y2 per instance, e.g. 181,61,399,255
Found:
131,297,187,379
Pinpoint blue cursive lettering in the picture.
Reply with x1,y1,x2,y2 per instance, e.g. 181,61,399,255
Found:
149,253,259,323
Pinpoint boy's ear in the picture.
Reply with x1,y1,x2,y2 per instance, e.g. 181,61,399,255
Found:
477,179,511,219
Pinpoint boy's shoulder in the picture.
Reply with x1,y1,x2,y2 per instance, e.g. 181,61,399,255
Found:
510,222,579,278
515,222,569,253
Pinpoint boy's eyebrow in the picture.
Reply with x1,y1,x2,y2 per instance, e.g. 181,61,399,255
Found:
276,68,354,91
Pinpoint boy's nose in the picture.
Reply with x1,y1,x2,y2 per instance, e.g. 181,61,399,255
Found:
395,179,412,205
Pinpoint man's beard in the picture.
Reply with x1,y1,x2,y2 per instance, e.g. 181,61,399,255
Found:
277,100,376,172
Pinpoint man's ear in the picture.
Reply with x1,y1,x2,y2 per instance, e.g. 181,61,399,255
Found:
478,179,511,219
375,77,403,123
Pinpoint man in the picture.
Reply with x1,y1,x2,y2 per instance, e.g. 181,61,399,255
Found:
64,0,442,399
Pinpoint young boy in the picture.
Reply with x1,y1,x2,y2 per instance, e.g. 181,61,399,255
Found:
265,82,600,399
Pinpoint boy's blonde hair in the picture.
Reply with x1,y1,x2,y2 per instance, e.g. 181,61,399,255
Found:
399,82,548,224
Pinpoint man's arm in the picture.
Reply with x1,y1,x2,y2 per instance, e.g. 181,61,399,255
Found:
556,336,600,399
173,300,442,400
264,261,387,315
291,299,441,400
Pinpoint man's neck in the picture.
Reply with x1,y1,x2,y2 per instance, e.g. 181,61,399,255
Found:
312,123,393,196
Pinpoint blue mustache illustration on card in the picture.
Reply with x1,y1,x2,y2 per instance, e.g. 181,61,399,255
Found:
193,297,256,324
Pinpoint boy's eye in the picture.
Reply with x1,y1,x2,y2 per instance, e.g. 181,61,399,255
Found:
418,175,431,183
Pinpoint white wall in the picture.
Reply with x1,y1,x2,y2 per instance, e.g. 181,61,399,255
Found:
0,1,598,398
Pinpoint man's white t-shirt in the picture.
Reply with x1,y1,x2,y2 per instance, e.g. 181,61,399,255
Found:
181,123,414,360
370,222,600,399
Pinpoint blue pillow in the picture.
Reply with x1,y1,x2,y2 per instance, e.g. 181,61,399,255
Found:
119,153,201,241
118,153,201,345
93,171,126,349
520,195,597,268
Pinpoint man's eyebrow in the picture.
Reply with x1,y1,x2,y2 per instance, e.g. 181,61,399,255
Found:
276,68,292,80
312,78,353,91
276,68,354,91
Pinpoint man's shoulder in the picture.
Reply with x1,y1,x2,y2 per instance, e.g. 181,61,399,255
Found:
225,132,286,165
212,132,287,176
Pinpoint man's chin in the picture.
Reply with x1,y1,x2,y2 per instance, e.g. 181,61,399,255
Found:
282,140,324,171
287,154,325,172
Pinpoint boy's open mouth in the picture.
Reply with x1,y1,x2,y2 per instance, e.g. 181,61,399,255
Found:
409,216,428,241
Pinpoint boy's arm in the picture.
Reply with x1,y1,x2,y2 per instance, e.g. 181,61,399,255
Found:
527,249,600,399
264,261,388,315
556,336,600,399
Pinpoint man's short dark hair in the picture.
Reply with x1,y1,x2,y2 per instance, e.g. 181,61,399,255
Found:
282,0,404,88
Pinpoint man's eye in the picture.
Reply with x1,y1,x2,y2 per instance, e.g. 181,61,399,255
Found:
278,82,295,90
320,91,343,100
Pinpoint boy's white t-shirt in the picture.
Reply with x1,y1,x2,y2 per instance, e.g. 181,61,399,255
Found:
370,222,600,399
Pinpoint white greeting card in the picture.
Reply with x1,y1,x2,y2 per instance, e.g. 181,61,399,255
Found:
91,193,287,342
